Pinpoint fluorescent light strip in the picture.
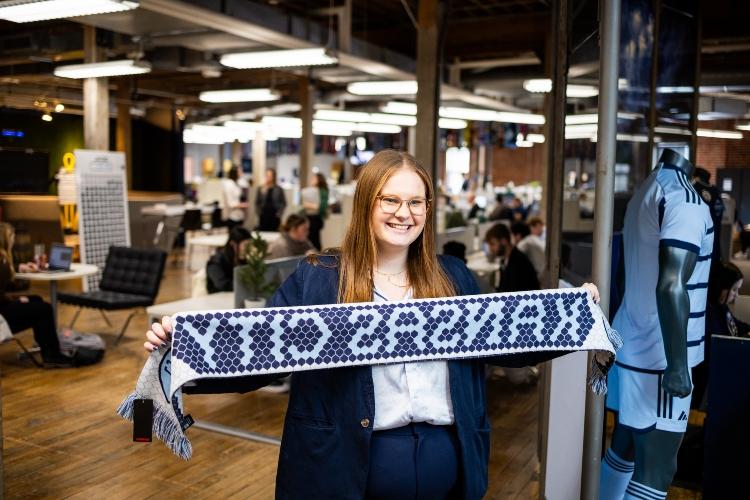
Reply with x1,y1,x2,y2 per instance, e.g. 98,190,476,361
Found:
565,112,641,125
54,59,150,79
220,48,337,69
0,0,137,23
314,109,371,123
347,81,418,96
697,129,743,139
495,111,545,125
199,89,280,103
735,123,750,131
380,102,417,115
224,121,263,132
523,79,599,97
438,118,468,129
381,102,543,125
566,85,599,98
654,126,692,136
526,133,545,143
370,113,416,126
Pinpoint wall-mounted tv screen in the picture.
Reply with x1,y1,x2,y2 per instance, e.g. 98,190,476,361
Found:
0,149,50,193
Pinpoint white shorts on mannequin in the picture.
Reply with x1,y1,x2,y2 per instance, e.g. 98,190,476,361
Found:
606,363,692,433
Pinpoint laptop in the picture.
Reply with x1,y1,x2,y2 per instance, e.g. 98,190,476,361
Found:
41,243,73,273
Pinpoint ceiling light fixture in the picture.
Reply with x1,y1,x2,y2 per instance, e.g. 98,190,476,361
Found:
54,59,151,79
220,48,337,69
495,111,545,125
736,123,750,131
41,113,52,122
523,79,553,93
566,84,599,98
438,118,468,129
380,102,418,115
526,133,545,143
54,103,64,112
0,0,137,23
314,109,371,123
523,79,599,98
199,88,280,103
381,102,544,125
347,81,418,96
697,129,743,139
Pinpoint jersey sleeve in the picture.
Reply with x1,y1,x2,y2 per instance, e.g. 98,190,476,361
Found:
658,190,706,255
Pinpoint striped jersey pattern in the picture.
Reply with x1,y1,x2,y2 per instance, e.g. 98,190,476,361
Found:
613,163,714,370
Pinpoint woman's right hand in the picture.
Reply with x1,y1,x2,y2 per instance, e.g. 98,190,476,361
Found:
144,316,171,352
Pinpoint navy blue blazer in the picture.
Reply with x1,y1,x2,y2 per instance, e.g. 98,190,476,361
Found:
187,254,559,499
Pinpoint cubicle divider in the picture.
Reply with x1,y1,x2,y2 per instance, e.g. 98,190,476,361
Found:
436,226,476,255
704,335,750,497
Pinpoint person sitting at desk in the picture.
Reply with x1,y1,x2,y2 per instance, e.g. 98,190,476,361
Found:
205,227,252,294
267,214,316,259
706,261,749,339
0,223,73,367
485,222,540,293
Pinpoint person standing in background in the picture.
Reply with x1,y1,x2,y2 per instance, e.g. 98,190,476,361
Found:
255,169,286,231
692,167,724,264
302,173,329,251
221,166,247,229
515,217,546,281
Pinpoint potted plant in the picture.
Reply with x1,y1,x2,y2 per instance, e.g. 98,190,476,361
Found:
236,231,278,308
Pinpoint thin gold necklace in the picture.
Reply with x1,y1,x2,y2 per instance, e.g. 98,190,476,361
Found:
374,268,410,288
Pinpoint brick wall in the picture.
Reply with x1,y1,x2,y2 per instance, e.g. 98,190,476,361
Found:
491,143,544,185
697,132,750,181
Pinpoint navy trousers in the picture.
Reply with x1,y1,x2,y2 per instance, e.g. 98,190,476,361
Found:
365,422,461,500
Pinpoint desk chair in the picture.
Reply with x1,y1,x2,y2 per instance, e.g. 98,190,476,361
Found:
58,246,167,344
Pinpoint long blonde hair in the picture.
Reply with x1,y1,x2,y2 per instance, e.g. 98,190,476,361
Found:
0,223,15,281
337,149,455,303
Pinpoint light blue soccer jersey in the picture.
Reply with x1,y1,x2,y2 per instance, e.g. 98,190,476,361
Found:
613,163,714,370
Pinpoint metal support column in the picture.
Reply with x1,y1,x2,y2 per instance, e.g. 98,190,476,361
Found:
415,0,440,197
581,0,621,498
299,77,314,189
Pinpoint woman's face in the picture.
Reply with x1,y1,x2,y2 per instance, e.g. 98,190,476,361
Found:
371,168,427,254
288,222,310,242
265,170,274,185
726,279,743,305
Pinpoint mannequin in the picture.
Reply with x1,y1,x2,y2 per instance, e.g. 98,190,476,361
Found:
601,150,713,499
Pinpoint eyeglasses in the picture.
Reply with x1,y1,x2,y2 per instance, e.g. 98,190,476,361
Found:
376,195,430,215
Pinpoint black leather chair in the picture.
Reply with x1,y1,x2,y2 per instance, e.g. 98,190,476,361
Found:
59,246,167,344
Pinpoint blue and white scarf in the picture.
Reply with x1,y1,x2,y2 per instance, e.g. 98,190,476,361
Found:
118,288,620,459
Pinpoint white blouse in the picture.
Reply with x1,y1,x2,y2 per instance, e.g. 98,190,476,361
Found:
371,288,455,430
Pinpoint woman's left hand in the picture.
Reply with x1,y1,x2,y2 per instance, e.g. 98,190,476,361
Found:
581,283,600,304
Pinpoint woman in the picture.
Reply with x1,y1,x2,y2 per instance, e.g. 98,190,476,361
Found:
146,150,599,499
205,227,252,294
706,261,749,338
692,261,748,409
301,173,329,250
221,166,248,229
0,223,73,367
266,214,315,260
255,169,286,231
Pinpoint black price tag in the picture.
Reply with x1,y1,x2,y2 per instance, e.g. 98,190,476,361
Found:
133,398,153,443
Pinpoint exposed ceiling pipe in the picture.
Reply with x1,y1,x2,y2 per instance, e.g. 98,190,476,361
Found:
138,0,526,112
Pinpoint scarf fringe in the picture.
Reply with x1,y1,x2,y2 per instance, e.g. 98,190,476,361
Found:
606,323,623,351
588,356,609,396
117,392,193,460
